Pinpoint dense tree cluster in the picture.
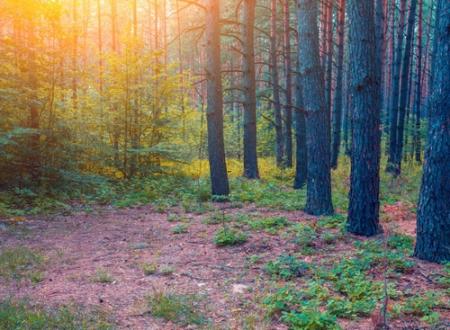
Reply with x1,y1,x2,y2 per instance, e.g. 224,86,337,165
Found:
0,0,448,262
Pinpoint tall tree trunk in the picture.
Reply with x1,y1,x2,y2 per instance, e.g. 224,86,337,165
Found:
413,0,423,163
394,0,418,174
346,0,382,236
283,0,293,168
205,0,230,196
324,0,334,122
27,20,40,183
97,0,103,94
387,0,406,174
242,0,259,179
271,0,284,167
297,0,334,215
414,0,450,263
331,0,345,169
293,60,307,189
72,0,78,112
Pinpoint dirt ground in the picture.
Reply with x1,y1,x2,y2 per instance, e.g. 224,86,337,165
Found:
0,203,448,329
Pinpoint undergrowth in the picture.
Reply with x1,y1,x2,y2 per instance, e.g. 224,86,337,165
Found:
0,300,113,329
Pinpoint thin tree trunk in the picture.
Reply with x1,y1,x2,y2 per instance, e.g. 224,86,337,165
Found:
346,0,382,236
271,0,284,167
413,0,423,163
387,0,406,173
394,0,418,173
331,0,345,169
297,0,334,215
283,0,293,167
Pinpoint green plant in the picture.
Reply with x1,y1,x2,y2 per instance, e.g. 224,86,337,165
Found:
142,263,158,276
281,308,341,330
0,247,44,281
398,292,443,324
92,269,114,284
213,227,248,247
293,224,317,253
264,255,309,280
147,292,207,326
248,216,291,233
203,211,231,225
0,300,113,329
159,265,175,276
171,224,188,234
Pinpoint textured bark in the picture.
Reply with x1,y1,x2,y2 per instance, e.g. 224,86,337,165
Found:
205,0,230,196
331,0,345,169
413,0,423,163
325,0,334,123
294,61,307,189
387,0,406,174
346,0,382,236
297,0,334,215
242,0,259,179
283,0,293,168
271,0,284,168
394,0,418,174
414,0,450,263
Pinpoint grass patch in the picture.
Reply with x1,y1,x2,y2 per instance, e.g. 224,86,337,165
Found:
171,224,189,234
147,292,207,326
0,300,113,329
247,216,291,233
92,269,114,284
0,247,44,282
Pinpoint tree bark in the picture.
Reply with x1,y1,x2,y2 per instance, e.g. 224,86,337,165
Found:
283,0,293,168
414,0,450,263
271,0,284,168
331,0,345,169
346,0,382,236
297,0,334,215
387,0,406,174
293,60,307,189
242,0,259,179
393,0,418,174
205,0,230,196
413,0,423,163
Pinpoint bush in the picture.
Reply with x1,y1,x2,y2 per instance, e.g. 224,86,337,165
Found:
213,227,248,247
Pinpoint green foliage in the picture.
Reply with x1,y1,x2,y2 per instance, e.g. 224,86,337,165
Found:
293,224,317,254
147,292,207,326
213,227,248,247
265,255,309,280
171,224,188,234
247,216,291,233
0,300,113,330
393,292,443,325
281,309,341,330
92,269,114,284
263,285,340,330
203,211,232,225
142,263,158,276
0,247,44,281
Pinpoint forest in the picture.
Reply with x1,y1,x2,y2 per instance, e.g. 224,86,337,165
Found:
0,0,449,329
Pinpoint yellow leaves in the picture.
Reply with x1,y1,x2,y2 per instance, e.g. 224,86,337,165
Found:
114,171,125,179
8,216,27,224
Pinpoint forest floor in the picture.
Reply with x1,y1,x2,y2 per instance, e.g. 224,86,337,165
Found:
0,201,449,330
